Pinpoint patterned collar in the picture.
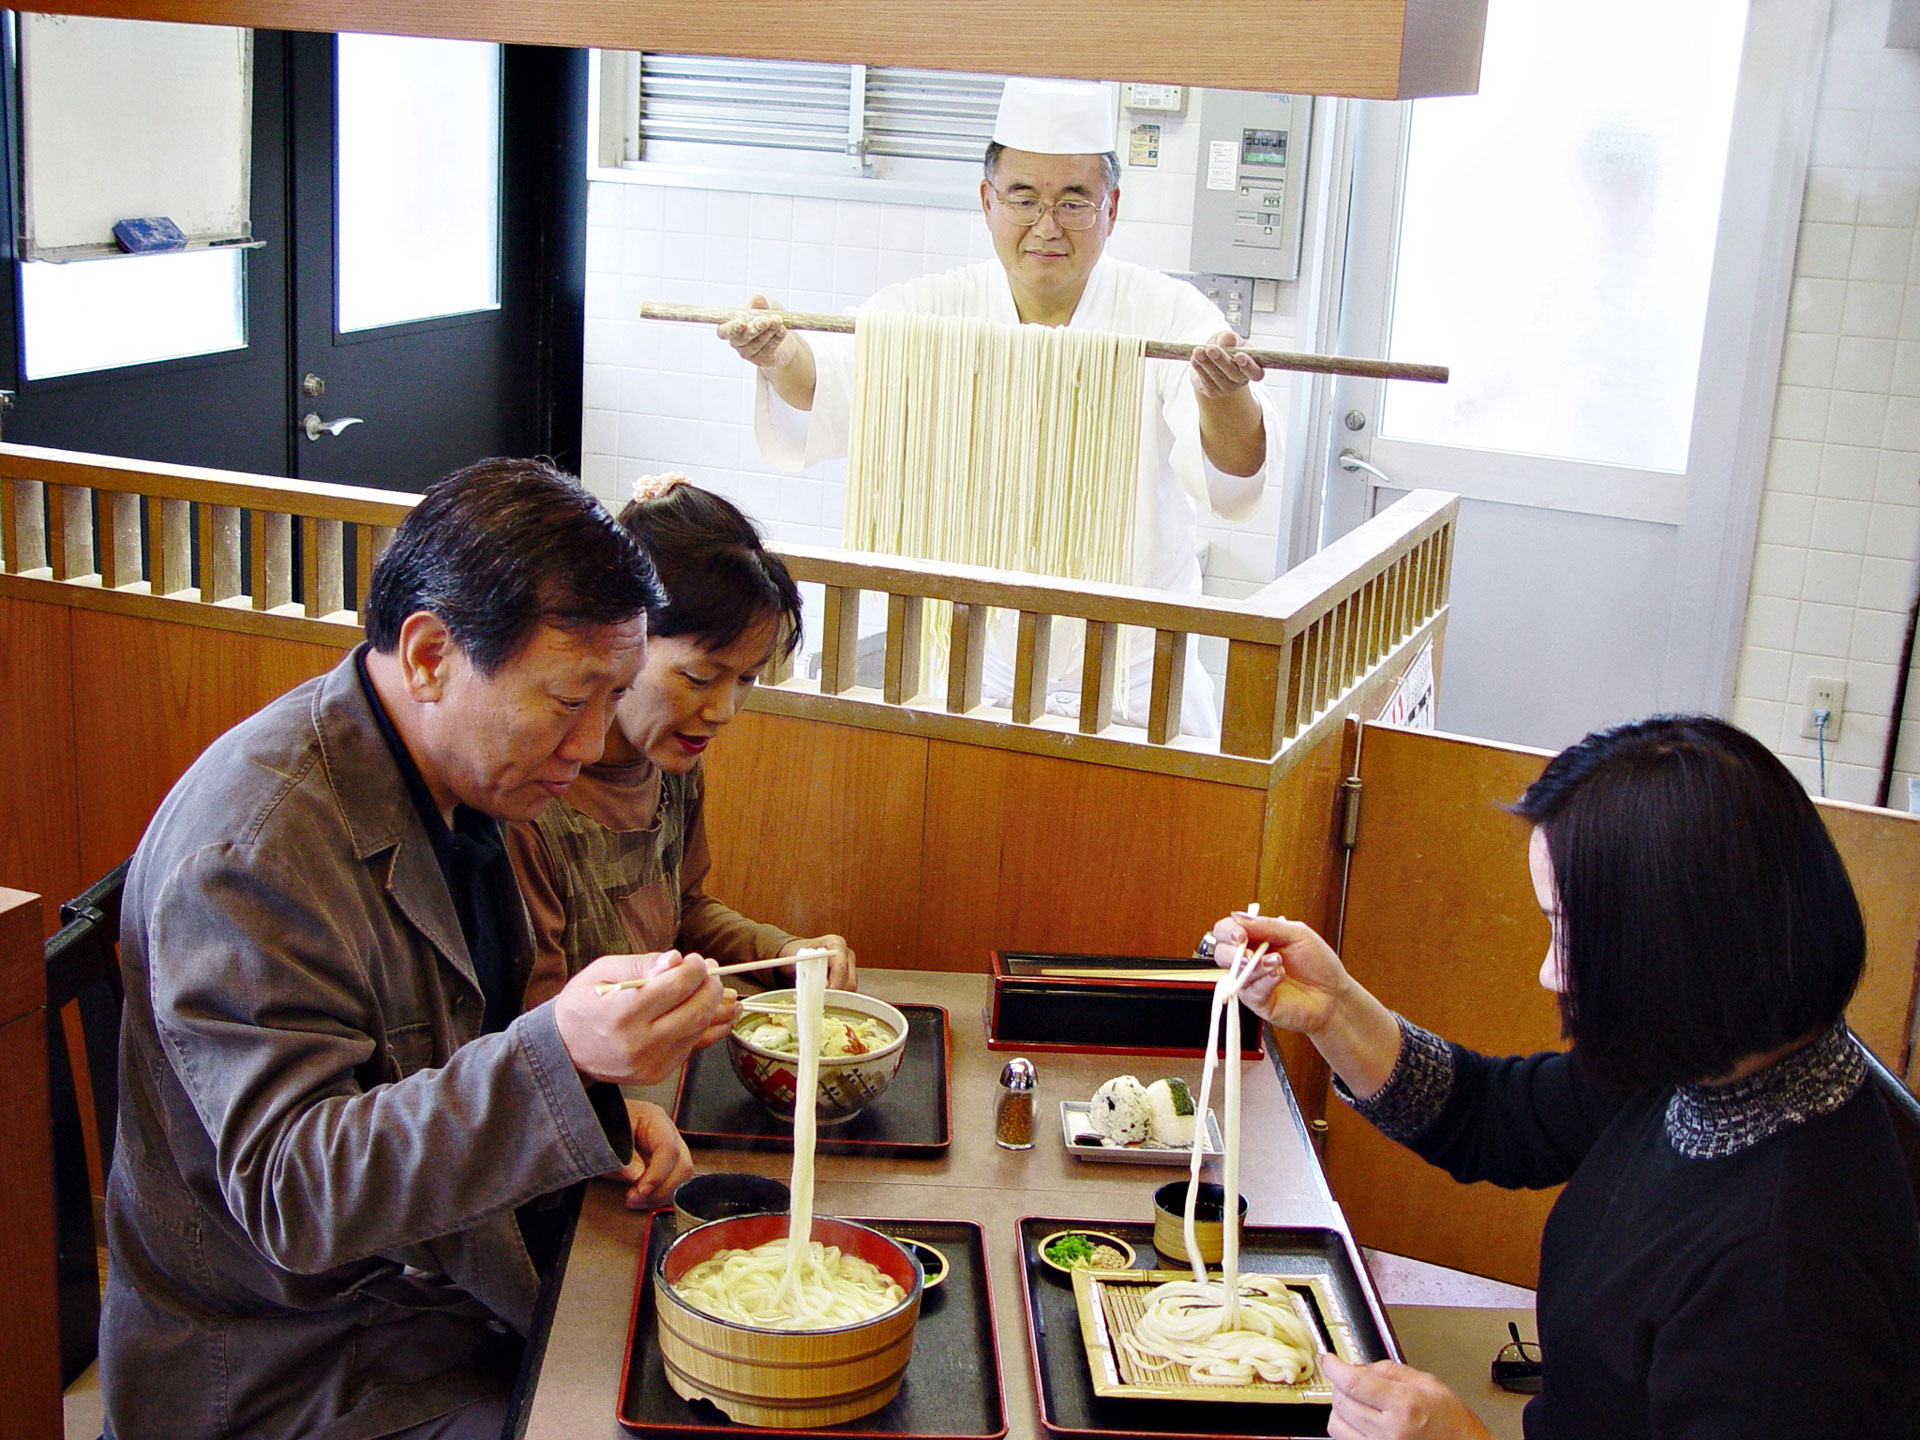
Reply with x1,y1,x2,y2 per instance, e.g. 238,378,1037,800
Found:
1665,1021,1864,1160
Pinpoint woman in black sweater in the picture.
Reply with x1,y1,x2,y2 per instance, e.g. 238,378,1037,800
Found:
1216,715,1920,1440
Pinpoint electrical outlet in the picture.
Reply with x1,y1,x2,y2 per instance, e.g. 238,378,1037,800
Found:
1800,676,1847,740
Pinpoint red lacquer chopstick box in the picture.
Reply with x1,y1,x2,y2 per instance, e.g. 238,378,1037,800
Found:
986,950,1264,1057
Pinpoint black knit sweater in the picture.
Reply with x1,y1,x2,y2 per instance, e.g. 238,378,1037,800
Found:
1348,1021,1920,1439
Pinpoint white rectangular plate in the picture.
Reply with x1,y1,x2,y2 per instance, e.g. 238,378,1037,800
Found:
1060,1100,1222,1164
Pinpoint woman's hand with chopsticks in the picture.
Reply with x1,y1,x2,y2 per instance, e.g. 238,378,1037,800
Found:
553,949,738,1086
779,934,857,990
1211,913,1404,1102
1210,914,1342,1031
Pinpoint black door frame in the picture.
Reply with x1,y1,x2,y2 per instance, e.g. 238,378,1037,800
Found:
0,24,586,486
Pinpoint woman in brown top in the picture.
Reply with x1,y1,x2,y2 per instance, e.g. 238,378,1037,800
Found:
508,475,856,1010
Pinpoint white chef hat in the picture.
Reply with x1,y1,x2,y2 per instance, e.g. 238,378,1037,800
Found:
991,77,1116,156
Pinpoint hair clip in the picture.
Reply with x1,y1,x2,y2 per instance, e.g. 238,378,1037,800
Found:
632,472,690,504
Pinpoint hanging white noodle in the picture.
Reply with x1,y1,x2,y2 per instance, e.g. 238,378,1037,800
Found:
782,952,826,1299
672,955,905,1329
845,312,1146,689
1117,920,1320,1387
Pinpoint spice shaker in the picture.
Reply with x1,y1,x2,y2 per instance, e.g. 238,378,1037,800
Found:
994,1057,1037,1149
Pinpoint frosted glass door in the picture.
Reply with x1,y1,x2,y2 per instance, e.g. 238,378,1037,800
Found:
1381,1,1746,475
1322,0,1821,747
335,35,501,333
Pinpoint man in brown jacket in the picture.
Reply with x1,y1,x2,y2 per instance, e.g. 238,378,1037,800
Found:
102,459,736,1440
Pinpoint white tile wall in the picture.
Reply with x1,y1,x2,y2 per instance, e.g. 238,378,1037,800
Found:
1731,0,1920,807
579,95,1298,697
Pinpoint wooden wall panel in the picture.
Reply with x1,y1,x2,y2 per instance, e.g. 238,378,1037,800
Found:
1820,801,1920,1072
1,598,81,933
1254,631,1449,1117
1323,725,1920,1289
0,888,60,1440
1324,726,1557,1288
67,610,343,883
699,711,929,971
917,742,1264,971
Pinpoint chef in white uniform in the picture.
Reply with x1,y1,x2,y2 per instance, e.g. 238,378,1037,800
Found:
722,77,1279,737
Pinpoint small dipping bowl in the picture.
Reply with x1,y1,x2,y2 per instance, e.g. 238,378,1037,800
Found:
1151,1180,1248,1267
1036,1228,1137,1276
896,1237,949,1291
672,1172,791,1235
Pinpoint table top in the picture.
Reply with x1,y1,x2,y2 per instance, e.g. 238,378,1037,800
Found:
517,968,1376,1440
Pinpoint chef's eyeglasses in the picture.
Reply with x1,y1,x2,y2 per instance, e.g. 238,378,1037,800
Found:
1491,1322,1543,1394
990,190,1109,230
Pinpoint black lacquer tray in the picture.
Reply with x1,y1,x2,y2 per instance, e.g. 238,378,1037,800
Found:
1015,1217,1393,1440
618,1213,1006,1438
672,1004,951,1156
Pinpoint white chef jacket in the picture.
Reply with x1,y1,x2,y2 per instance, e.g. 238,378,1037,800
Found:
754,255,1281,738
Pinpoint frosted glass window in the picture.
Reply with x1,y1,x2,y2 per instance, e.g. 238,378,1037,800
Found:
336,34,501,334
20,249,246,380
1382,0,1747,472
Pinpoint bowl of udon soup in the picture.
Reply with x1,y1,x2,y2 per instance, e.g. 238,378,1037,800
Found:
727,989,909,1125
654,1211,925,1426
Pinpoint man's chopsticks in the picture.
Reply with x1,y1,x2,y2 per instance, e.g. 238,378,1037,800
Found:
593,947,833,997
639,301,1449,385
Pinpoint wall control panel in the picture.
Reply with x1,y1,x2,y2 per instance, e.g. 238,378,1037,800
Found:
1189,90,1311,283
1175,273,1255,340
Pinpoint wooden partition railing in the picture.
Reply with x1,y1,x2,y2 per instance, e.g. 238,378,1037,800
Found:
751,494,1453,781
1,444,415,643
0,442,1456,782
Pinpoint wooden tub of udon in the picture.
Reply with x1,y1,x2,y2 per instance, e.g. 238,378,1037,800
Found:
654,1212,925,1427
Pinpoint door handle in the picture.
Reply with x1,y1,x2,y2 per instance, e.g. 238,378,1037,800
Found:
302,412,364,441
1338,448,1398,489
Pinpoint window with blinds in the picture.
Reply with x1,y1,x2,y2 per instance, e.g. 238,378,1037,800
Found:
610,54,1003,184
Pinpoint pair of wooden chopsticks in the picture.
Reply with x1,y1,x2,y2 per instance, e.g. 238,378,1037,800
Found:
639,301,1450,385
1220,940,1270,998
593,947,833,997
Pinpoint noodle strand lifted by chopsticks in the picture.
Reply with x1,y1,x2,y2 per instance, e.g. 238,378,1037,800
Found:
672,952,908,1329
671,954,911,1331
1121,927,1318,1387
780,952,827,1302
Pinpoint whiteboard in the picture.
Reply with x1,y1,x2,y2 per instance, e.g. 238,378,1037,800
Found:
20,15,252,260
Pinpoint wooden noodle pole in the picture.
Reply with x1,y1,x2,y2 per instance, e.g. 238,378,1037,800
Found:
640,301,1450,384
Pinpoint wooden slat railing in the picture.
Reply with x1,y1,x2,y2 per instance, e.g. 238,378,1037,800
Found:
0,442,1456,782
1,445,413,641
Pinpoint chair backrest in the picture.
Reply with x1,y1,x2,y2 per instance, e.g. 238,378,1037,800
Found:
45,860,129,1390
1853,1033,1920,1211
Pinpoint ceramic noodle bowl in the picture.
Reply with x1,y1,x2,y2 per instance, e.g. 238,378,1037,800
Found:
654,1212,925,1427
727,989,909,1125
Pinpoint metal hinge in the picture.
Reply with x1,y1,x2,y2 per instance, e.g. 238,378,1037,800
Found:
1339,776,1363,850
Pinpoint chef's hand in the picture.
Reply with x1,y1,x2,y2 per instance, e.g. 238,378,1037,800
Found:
1211,913,1352,1037
1189,329,1265,399
615,1100,695,1211
1322,1354,1497,1440
555,949,737,1085
780,934,857,990
719,295,802,371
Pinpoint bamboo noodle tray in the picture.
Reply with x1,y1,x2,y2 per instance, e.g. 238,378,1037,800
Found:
1016,1217,1392,1440
1070,1269,1357,1405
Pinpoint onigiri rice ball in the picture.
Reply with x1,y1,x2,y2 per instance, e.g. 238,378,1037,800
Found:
1145,1076,1198,1147
1089,1074,1154,1145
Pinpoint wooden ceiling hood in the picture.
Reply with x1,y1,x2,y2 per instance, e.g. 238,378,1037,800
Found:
21,0,1488,100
